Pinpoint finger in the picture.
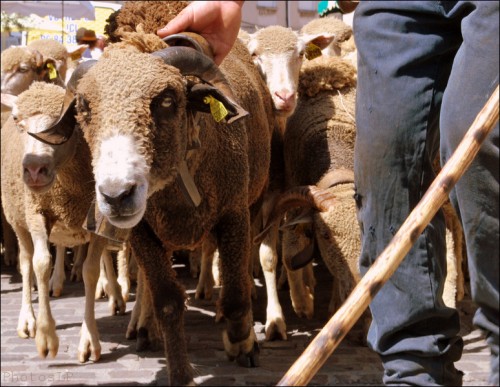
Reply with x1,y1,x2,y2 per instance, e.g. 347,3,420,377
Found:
157,8,192,37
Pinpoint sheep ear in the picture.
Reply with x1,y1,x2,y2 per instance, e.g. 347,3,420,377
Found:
27,92,77,145
40,58,59,82
187,83,249,124
1,93,18,109
300,33,336,60
302,33,336,50
30,49,44,68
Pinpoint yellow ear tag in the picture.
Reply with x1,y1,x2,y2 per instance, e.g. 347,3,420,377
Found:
305,43,322,60
47,63,57,80
203,95,228,123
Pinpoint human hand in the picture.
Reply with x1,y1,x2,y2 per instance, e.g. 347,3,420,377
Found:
157,1,244,66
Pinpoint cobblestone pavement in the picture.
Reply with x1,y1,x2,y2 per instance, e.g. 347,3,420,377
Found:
1,254,491,386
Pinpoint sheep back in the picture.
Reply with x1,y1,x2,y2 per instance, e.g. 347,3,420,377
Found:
107,1,188,41
285,56,356,187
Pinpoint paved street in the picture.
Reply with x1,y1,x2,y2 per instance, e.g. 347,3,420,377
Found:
1,254,491,386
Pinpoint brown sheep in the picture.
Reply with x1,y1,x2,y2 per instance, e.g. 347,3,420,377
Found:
68,18,274,383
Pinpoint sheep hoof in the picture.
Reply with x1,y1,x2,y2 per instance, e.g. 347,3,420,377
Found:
17,329,29,339
108,296,126,316
136,327,150,352
236,341,260,368
70,268,82,282
265,325,287,341
36,332,59,358
50,287,63,298
223,328,260,368
126,325,137,340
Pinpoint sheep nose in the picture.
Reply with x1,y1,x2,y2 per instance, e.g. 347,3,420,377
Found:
99,185,136,207
22,154,51,182
275,90,296,104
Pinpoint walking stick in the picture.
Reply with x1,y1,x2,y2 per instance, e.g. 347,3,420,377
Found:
277,85,499,386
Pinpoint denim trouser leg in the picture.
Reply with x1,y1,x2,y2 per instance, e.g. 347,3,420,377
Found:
352,1,498,385
440,2,499,385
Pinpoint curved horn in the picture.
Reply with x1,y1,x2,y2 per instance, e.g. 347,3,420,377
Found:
162,32,214,60
152,46,235,99
27,60,97,145
66,59,97,93
253,186,337,245
317,169,355,189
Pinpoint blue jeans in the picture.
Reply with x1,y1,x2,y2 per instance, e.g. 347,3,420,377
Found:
354,1,499,385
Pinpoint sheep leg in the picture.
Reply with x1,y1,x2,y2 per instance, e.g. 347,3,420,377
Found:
126,265,143,340
94,251,108,300
1,208,18,267
49,245,66,297
188,247,201,279
130,223,193,385
135,276,161,352
70,242,87,282
15,227,36,339
259,222,287,340
282,226,314,319
217,210,259,367
125,265,160,350
195,236,216,300
303,261,316,295
31,225,58,358
78,234,108,363
117,242,131,302
102,246,126,316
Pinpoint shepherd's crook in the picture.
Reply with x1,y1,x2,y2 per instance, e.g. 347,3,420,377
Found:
277,85,499,386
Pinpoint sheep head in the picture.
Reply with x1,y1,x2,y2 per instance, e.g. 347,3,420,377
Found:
5,82,78,193
245,26,334,117
73,35,248,229
1,47,44,96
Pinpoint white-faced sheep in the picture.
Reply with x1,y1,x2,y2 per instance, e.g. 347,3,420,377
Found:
68,15,275,381
2,43,130,301
300,16,357,68
256,55,371,342
240,25,336,341
1,80,125,361
1,39,70,275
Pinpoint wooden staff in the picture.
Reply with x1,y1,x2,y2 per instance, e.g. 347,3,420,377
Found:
277,85,499,386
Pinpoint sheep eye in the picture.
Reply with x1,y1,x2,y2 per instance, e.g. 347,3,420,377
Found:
161,96,173,108
19,65,30,73
152,91,177,127
152,91,176,114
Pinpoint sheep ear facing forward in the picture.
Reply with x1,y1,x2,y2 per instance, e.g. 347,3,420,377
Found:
152,46,249,124
187,83,249,124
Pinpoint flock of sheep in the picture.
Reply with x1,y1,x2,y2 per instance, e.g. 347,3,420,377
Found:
0,1,465,385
